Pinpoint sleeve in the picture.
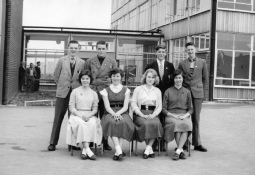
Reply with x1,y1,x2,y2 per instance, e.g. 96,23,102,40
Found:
202,59,208,87
92,91,99,110
186,91,194,115
69,89,77,114
53,58,62,84
130,87,140,111
99,89,108,97
153,89,162,116
125,88,131,95
162,89,169,116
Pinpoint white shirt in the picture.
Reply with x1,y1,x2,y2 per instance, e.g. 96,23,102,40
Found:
100,84,130,96
157,59,165,69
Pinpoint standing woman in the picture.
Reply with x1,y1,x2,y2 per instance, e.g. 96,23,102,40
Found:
100,68,135,161
131,69,163,159
162,69,193,161
68,70,102,160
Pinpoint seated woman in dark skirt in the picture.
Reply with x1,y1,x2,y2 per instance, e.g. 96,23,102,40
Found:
162,69,193,161
131,68,163,159
100,68,135,161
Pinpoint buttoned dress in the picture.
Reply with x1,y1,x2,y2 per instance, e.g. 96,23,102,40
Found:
68,86,103,146
100,84,135,141
162,86,193,143
131,85,163,142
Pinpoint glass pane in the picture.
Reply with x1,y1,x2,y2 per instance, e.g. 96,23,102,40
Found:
235,3,252,10
218,2,235,9
233,80,250,86
217,32,234,50
235,34,251,51
217,50,232,78
252,52,255,86
234,51,250,79
236,0,251,4
253,36,255,51
206,38,210,48
215,79,233,86
200,37,205,49
195,37,199,48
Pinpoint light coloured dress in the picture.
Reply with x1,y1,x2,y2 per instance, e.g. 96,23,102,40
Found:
162,86,193,143
100,84,135,141
67,86,103,146
131,85,163,142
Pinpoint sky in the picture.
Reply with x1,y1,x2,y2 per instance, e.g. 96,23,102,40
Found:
23,0,112,29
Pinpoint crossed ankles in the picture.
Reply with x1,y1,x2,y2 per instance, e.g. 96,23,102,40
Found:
81,148,96,161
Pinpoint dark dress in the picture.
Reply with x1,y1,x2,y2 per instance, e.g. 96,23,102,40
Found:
162,86,193,143
101,86,135,141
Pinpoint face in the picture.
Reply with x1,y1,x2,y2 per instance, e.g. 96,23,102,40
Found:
37,62,41,66
156,48,166,61
81,75,90,87
186,45,196,59
97,44,107,58
68,43,80,57
30,63,33,68
111,73,122,85
174,74,183,86
146,72,155,86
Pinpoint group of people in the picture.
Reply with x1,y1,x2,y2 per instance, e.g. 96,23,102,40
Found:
47,40,208,162
19,61,41,92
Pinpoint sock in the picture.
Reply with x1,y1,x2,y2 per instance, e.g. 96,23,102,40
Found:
144,145,150,155
85,148,94,157
180,148,184,153
115,145,122,155
149,145,154,154
176,149,182,154
82,148,87,155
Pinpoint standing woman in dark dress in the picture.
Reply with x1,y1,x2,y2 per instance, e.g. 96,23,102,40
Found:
162,69,193,161
100,68,135,161
131,69,163,159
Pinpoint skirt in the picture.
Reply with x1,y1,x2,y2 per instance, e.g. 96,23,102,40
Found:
133,110,163,142
69,113,103,146
101,111,135,142
164,115,192,143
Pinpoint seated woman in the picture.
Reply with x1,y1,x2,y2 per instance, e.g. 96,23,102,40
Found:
162,69,193,161
131,68,163,159
100,68,135,161
68,70,102,161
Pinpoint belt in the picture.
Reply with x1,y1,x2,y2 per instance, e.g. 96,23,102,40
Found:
77,109,92,111
141,105,155,111
110,104,123,108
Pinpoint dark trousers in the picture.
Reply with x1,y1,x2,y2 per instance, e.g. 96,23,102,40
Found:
191,97,203,146
49,91,71,145
34,79,40,91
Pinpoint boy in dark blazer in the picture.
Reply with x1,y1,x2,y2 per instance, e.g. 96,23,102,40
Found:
178,42,208,152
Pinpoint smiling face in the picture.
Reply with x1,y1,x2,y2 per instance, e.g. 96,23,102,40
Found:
186,45,196,59
156,48,166,61
97,44,107,58
68,43,80,57
174,74,183,87
81,75,90,87
146,72,155,86
111,73,121,86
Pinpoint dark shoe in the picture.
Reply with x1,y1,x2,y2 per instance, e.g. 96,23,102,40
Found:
72,146,81,150
113,155,119,161
48,144,56,151
103,144,112,151
87,154,96,160
148,153,155,158
172,153,180,160
80,154,87,160
143,153,149,159
89,143,94,148
179,152,186,159
194,145,207,152
118,154,124,161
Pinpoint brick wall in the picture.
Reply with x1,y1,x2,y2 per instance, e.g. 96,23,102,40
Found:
2,0,23,104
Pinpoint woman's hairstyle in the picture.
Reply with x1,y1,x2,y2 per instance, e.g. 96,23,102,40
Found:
109,67,125,78
78,70,93,84
141,68,159,86
173,69,183,79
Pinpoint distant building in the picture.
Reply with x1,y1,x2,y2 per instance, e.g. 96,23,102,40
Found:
111,0,255,101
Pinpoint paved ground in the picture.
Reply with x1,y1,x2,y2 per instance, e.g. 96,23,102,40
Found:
0,102,254,175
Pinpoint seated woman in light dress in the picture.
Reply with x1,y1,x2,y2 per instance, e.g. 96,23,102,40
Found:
100,68,135,161
162,69,193,161
131,68,163,159
68,70,102,161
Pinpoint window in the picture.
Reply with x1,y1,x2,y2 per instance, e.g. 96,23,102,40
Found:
218,0,253,12
215,32,254,87
172,38,186,68
191,33,210,51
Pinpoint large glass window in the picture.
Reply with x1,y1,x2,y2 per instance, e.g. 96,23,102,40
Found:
192,33,210,51
252,52,255,86
218,0,253,11
172,38,186,68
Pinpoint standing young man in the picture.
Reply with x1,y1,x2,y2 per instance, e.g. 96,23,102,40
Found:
34,61,41,91
145,44,175,151
178,42,208,152
85,40,117,151
48,40,85,151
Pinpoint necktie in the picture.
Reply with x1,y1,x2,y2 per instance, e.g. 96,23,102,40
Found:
159,61,164,80
70,57,75,67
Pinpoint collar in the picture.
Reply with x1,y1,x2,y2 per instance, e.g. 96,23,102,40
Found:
142,84,155,92
188,57,196,62
70,56,77,61
157,59,165,65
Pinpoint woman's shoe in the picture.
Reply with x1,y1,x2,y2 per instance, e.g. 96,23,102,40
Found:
179,152,186,159
113,155,119,161
80,154,87,160
87,154,96,160
143,153,149,159
172,153,180,160
118,154,124,161
148,153,155,158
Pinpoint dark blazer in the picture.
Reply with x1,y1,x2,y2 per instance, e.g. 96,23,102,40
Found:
178,57,208,98
35,66,41,79
145,60,175,95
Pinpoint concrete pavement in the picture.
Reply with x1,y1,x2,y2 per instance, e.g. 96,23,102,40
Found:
0,102,254,175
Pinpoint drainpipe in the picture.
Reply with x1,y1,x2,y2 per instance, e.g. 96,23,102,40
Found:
209,0,217,101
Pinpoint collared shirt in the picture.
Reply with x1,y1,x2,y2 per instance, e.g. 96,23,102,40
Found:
157,59,165,69
70,56,77,65
30,68,33,76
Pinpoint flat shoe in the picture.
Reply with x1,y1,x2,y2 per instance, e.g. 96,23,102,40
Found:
172,153,179,160
80,154,87,160
48,144,56,151
118,154,124,161
87,154,96,160
113,155,119,161
143,153,149,159
179,152,186,159
149,153,155,158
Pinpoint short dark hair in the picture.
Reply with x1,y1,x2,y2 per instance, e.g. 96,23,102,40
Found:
185,42,195,48
37,61,40,64
109,68,124,78
78,70,93,84
173,69,183,79
68,40,81,48
96,40,106,47
156,44,166,51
